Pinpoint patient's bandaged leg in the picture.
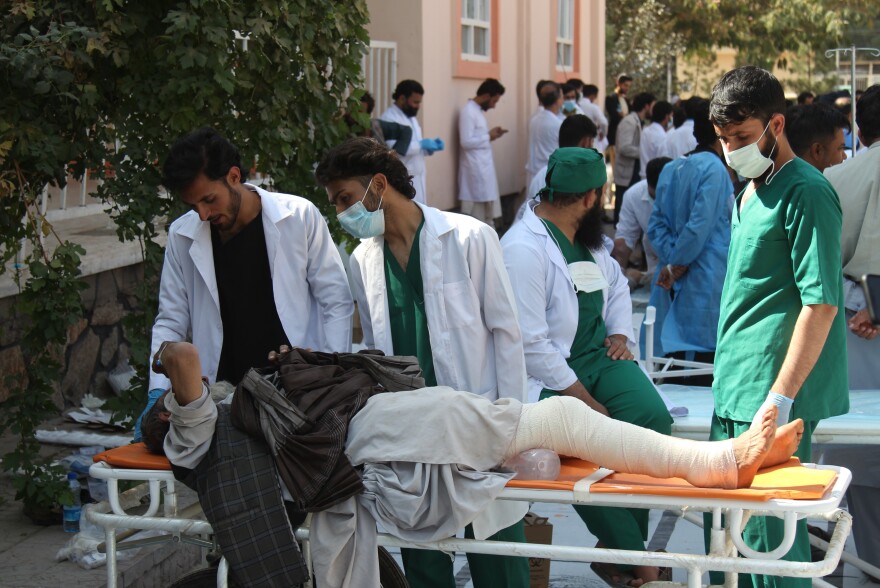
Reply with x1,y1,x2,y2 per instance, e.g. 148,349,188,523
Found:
510,396,737,489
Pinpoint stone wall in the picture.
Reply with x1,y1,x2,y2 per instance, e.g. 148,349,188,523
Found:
0,263,143,408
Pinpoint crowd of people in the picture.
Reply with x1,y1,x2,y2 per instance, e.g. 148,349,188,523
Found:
136,68,879,588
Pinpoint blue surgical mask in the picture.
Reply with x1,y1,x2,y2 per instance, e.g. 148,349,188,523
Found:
337,178,385,239
563,99,577,113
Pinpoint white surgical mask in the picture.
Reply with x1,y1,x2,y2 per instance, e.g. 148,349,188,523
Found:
568,261,608,294
337,178,385,239
722,120,778,179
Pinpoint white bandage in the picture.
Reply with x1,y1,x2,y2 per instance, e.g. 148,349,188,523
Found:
507,396,738,489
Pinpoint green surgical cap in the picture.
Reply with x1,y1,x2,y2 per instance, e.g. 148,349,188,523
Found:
541,147,607,201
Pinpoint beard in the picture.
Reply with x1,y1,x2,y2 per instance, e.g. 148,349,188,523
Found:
216,182,242,232
574,195,605,251
401,105,419,118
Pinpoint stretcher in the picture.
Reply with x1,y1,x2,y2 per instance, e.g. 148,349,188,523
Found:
87,443,853,588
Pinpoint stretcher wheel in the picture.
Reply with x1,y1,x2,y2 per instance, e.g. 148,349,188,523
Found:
379,545,410,588
167,547,407,587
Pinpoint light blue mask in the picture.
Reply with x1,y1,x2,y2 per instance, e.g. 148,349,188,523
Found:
337,178,385,239
563,99,577,113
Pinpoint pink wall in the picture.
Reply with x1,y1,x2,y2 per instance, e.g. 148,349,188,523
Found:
366,0,605,211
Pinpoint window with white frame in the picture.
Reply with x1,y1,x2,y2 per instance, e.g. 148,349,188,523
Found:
461,0,491,61
556,0,574,70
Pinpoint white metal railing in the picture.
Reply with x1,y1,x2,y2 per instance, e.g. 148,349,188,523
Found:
362,41,397,113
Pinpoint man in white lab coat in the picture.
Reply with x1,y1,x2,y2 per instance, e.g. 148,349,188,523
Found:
147,128,353,396
502,147,673,587
316,136,530,588
458,78,508,225
526,82,563,188
666,96,703,159
639,100,673,179
379,79,443,204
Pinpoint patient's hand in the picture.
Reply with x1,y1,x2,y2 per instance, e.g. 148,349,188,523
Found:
268,345,292,365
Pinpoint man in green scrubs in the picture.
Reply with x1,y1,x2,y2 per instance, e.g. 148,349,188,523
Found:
707,66,849,588
316,137,530,588
502,148,673,587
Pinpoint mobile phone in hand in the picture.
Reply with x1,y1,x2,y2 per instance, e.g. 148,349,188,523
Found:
861,274,880,325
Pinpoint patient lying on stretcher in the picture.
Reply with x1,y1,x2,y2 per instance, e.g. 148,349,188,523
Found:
144,342,804,490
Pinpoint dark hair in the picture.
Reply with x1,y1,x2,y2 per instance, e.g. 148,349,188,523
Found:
617,74,633,85
315,137,416,199
142,395,169,455
477,78,505,97
631,92,656,114
797,91,815,105
672,105,686,128
651,100,673,124
785,103,850,158
856,84,880,143
559,115,598,147
561,81,579,96
582,84,599,99
161,128,247,194
692,101,718,147
568,78,585,89
646,157,672,188
683,96,705,119
392,79,424,100
360,91,375,115
539,83,561,108
709,66,786,127
535,79,553,100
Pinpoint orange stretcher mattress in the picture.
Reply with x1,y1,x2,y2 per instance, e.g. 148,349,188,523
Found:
94,442,173,470
506,457,838,502
95,445,837,502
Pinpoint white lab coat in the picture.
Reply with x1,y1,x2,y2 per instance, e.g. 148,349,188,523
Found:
665,119,696,159
501,202,634,402
149,185,354,390
458,99,499,203
640,121,670,179
526,108,562,182
348,202,527,402
380,104,427,203
615,179,660,273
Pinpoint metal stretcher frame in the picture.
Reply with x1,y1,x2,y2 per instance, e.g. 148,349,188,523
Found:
642,306,716,380
88,460,853,588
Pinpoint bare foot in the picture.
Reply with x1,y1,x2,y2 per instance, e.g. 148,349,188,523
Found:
733,406,777,488
762,418,805,468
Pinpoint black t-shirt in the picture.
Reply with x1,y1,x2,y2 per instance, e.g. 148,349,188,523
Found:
211,213,289,385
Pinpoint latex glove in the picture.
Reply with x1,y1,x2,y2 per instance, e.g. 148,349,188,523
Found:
420,138,439,154
133,388,167,442
433,138,445,151
753,391,793,427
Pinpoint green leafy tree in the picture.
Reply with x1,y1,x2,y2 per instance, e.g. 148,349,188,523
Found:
1,0,369,515
607,0,875,96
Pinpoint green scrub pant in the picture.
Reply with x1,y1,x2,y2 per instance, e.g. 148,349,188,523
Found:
400,520,529,588
544,358,673,571
703,414,817,588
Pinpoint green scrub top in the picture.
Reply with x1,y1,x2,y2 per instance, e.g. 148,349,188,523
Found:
384,219,438,387
539,220,608,395
713,157,848,422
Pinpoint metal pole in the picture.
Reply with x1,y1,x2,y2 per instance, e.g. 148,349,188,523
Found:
825,46,880,159
851,44,858,158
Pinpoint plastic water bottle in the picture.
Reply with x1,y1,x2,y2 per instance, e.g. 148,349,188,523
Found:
63,472,81,533
502,448,561,480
